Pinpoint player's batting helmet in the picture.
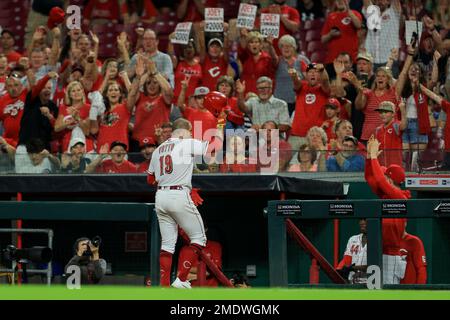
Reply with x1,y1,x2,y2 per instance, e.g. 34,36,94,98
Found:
204,91,227,117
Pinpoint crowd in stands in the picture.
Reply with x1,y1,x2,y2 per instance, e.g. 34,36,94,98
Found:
0,0,449,174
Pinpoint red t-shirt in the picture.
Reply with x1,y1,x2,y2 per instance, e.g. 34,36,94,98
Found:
376,120,403,167
121,1,158,20
361,88,397,141
53,86,66,108
83,0,120,21
238,48,275,95
174,60,202,104
201,55,228,92
177,0,218,22
291,80,329,137
96,159,138,173
441,100,450,150
321,10,362,64
133,93,171,143
0,89,27,146
97,103,131,151
137,159,150,173
400,234,427,284
260,5,300,55
59,103,93,152
183,107,217,141
323,119,338,141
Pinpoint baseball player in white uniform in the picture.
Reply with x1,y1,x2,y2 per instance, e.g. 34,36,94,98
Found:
147,124,216,289
337,219,368,284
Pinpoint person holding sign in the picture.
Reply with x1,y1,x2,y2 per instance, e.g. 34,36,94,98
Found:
321,0,362,65
238,30,278,95
176,0,219,23
168,38,202,105
196,22,234,92
260,0,301,55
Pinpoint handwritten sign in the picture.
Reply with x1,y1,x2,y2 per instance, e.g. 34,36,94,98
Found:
237,3,258,30
171,22,193,45
261,13,280,38
205,8,224,32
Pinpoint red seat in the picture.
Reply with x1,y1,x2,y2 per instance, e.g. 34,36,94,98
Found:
305,29,321,42
306,40,322,54
98,43,117,59
0,0,29,10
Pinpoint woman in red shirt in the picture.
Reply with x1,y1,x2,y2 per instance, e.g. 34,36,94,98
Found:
129,57,174,151
238,30,278,95
90,81,133,152
216,76,244,130
354,67,398,144
171,39,202,105
54,81,93,152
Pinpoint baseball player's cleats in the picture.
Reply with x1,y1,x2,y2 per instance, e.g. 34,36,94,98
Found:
171,277,192,289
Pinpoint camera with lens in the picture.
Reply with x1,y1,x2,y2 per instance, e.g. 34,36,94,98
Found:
83,236,102,257
2,245,52,263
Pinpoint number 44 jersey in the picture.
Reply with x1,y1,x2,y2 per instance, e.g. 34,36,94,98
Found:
149,138,209,189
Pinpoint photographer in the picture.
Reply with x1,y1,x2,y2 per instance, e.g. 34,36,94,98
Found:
65,237,106,285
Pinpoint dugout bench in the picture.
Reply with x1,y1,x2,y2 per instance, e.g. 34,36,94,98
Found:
266,199,450,288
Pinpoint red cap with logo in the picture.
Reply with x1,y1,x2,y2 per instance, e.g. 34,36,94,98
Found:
386,164,405,184
140,137,156,148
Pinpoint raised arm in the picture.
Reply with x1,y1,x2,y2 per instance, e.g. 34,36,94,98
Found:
420,84,443,105
147,58,173,105
236,79,251,115
263,36,279,67
398,99,407,131
126,55,145,111
344,1,362,29
317,64,330,95
288,68,302,91
49,27,61,67
176,76,190,113
395,45,415,97
117,32,131,69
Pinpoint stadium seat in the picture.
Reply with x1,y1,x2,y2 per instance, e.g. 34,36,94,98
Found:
98,43,117,59
305,29,321,42
306,40,322,54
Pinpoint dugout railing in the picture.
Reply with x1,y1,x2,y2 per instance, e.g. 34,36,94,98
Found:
0,201,160,286
266,199,450,289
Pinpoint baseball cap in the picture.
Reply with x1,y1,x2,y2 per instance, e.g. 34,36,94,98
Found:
375,101,395,113
356,51,374,64
343,135,358,146
69,137,85,149
306,63,318,72
47,6,65,29
140,136,156,148
192,86,209,97
110,141,128,151
386,164,405,184
208,38,223,48
325,98,341,110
